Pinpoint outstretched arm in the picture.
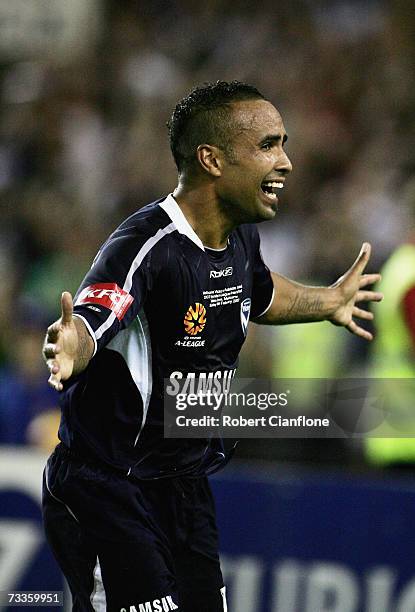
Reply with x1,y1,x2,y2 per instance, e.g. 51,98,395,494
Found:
254,243,383,341
43,292,94,391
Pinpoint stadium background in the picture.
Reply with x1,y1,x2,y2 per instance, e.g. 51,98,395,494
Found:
0,1,415,610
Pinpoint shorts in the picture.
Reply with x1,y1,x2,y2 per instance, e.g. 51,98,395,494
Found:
42,444,227,612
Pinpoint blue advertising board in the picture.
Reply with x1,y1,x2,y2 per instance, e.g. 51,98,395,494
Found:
0,449,66,612
1,449,415,611
211,464,415,611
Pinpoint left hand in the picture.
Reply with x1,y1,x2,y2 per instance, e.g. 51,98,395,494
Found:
329,242,383,341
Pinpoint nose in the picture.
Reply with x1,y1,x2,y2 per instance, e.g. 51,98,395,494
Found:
275,150,292,175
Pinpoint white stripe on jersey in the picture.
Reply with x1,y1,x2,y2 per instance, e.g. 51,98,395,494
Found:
73,314,98,357
90,556,107,611
159,194,205,251
95,222,175,341
220,586,228,612
256,287,275,318
106,308,152,446
133,309,152,443
45,462,79,523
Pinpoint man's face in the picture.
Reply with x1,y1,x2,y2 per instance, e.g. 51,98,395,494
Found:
215,99,292,223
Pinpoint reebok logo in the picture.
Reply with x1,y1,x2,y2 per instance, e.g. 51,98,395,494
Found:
120,595,178,612
210,267,233,278
76,283,134,320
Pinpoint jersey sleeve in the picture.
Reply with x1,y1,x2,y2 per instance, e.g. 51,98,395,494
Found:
249,226,274,318
72,225,157,355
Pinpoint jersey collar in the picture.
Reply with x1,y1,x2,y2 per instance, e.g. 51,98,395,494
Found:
159,194,205,251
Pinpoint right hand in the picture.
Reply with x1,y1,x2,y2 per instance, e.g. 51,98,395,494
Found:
43,292,79,391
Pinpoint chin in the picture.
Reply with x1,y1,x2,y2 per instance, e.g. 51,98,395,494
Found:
255,192,279,219
232,197,277,224
257,202,278,221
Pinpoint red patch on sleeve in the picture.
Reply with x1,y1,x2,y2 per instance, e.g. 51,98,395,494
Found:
75,283,134,320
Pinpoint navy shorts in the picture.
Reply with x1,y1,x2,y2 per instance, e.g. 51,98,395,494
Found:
42,445,226,612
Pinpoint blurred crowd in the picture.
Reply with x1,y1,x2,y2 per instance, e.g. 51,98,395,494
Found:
0,0,414,463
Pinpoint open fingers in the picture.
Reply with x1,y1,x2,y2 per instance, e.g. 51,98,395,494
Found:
347,319,373,341
43,343,60,360
359,273,381,288
46,359,63,391
46,320,61,342
61,291,74,324
349,242,371,276
48,376,63,392
45,291,73,343
356,290,383,303
353,306,374,321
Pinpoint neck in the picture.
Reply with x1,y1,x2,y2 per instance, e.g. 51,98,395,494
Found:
173,179,235,250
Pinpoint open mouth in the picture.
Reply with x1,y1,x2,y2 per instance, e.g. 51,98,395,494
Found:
261,181,284,201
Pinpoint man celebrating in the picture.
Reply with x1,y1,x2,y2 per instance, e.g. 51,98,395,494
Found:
43,81,382,611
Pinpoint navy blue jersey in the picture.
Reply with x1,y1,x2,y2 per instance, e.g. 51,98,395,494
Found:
60,195,274,479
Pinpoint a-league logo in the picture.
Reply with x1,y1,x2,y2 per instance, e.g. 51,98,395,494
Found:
184,302,207,336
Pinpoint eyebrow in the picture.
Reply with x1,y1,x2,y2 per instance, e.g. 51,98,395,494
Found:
259,133,288,145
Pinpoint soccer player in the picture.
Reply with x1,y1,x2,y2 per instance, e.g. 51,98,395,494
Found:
42,81,382,611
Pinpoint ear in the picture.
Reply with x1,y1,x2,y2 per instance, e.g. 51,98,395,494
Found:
196,144,223,177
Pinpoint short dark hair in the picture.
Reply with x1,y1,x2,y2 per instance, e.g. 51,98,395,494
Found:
168,80,265,172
